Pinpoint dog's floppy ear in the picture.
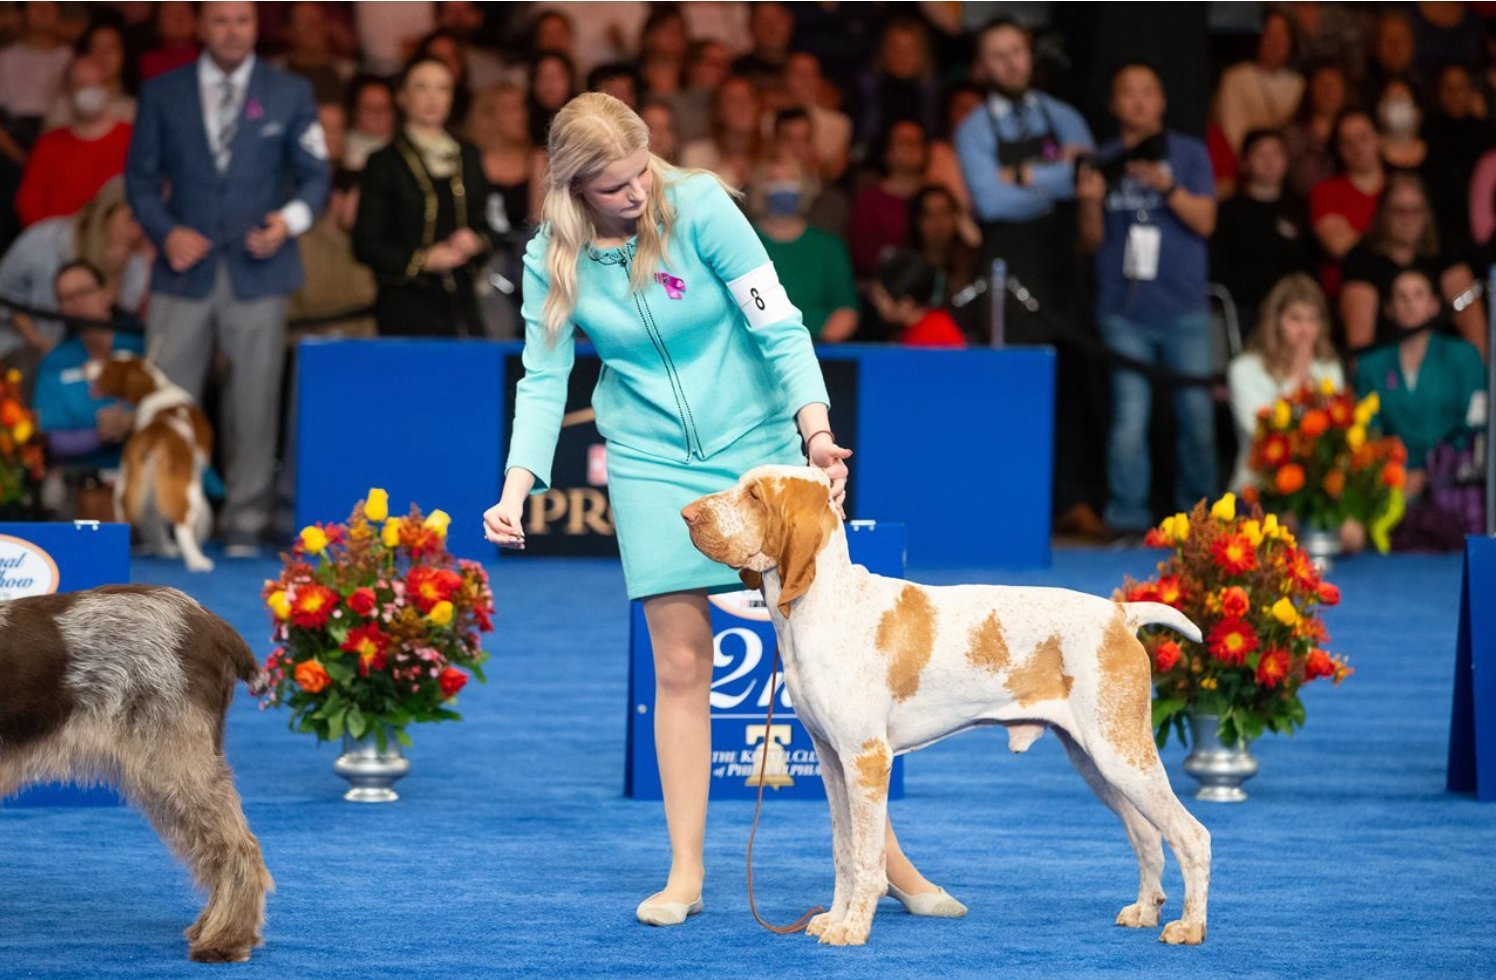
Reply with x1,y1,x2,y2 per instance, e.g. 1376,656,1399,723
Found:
761,476,833,617
739,568,763,591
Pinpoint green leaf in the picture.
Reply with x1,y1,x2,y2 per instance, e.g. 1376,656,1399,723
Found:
375,726,388,752
324,659,355,684
327,706,346,741
1151,697,1186,729
395,729,413,748
347,706,367,739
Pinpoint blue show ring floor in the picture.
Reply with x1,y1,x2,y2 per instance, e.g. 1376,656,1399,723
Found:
1,548,1493,978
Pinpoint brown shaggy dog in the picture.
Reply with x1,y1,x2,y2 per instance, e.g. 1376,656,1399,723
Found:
0,586,272,962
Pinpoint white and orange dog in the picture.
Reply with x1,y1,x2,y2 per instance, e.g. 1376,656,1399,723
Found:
85,354,215,572
682,466,1210,947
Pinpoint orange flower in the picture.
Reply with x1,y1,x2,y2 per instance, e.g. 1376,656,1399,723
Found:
1275,463,1306,494
1305,648,1335,680
1256,647,1291,688
1322,469,1345,498
1300,409,1329,438
1155,575,1185,608
1220,585,1250,618
406,566,464,613
1316,581,1341,606
294,659,331,693
1284,547,1319,591
1382,462,1406,489
0,400,22,427
1207,617,1258,665
1153,640,1182,672
1210,534,1258,575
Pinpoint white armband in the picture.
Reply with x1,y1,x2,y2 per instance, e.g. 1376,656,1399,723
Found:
726,262,796,329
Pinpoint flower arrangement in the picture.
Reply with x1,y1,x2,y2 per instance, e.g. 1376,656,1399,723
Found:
260,489,494,751
1245,382,1407,551
1120,492,1352,748
0,369,44,511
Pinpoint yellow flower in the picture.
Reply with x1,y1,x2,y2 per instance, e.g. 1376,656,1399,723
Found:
1170,512,1190,542
1346,425,1366,451
1354,392,1379,426
424,509,451,538
300,525,329,554
364,487,389,522
427,600,454,626
1319,376,1337,396
1241,519,1263,547
267,590,291,620
1210,492,1237,523
1200,677,1219,691
381,517,402,548
1271,597,1299,627
1263,513,1282,539
12,418,33,444
1272,400,1292,429
5,369,19,384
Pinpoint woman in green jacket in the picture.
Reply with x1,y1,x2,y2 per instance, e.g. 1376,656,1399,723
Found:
483,93,963,927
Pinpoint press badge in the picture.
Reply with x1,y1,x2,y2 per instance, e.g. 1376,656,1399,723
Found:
727,263,794,328
1123,223,1161,281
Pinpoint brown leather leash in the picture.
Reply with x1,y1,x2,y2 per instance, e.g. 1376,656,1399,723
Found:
746,646,825,934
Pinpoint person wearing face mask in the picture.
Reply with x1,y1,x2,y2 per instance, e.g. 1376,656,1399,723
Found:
750,150,858,342
14,55,134,228
1375,78,1426,170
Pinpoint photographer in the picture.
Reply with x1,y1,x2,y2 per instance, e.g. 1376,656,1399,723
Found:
1077,62,1217,538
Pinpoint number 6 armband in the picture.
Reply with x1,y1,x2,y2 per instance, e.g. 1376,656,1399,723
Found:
726,262,797,329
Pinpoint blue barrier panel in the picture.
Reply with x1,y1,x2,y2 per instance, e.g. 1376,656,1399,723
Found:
0,521,130,807
1448,535,1496,801
625,522,907,801
295,341,1053,567
295,339,503,561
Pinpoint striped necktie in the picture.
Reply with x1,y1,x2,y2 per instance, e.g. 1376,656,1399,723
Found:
215,77,239,172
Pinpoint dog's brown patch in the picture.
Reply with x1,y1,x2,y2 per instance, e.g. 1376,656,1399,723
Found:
1005,633,1074,707
1098,604,1157,769
0,593,79,749
965,612,1011,674
853,738,890,802
760,476,836,617
92,356,160,405
876,585,936,702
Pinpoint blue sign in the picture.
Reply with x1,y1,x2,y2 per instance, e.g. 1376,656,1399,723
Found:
1448,536,1496,801
0,521,130,807
626,521,907,801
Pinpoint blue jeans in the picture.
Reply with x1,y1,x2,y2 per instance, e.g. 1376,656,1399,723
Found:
1099,312,1218,532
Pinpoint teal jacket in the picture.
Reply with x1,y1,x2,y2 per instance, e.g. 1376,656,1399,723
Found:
1354,331,1485,465
506,171,830,490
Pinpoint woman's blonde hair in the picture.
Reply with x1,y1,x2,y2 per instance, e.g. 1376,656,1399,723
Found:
1249,273,1337,378
538,92,731,342
74,176,132,284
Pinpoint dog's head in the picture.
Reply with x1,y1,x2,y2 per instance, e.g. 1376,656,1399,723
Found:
682,465,839,617
83,353,166,405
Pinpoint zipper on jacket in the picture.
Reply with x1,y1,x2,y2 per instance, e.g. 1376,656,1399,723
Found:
619,253,700,462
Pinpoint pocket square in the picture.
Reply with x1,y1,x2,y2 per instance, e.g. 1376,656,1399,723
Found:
260,122,284,137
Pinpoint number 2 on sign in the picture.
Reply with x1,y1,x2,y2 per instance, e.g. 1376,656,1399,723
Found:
709,627,793,710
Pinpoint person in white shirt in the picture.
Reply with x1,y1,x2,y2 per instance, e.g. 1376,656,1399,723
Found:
1213,10,1305,153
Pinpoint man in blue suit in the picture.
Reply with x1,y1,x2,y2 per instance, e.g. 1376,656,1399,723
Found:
125,1,329,557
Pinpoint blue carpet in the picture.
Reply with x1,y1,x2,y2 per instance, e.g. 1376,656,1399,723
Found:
2,547,1494,978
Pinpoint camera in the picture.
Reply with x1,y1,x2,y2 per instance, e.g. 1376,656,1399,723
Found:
1075,131,1169,186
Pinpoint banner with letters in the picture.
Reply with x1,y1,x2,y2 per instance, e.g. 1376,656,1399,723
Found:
625,522,906,800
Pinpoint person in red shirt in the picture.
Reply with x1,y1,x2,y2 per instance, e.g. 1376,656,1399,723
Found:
870,246,967,347
1309,109,1385,297
14,56,133,227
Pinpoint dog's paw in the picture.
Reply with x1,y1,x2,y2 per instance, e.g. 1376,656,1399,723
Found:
805,912,834,938
817,920,870,946
188,939,253,963
1159,919,1206,945
186,555,216,573
1115,900,1162,928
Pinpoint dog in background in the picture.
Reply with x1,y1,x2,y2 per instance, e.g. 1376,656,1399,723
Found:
683,466,1211,947
0,585,272,962
85,354,215,571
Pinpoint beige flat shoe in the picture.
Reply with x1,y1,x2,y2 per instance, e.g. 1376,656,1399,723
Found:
887,882,967,918
635,895,704,926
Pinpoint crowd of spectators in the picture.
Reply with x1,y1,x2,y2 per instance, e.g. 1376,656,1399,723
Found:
0,1,1489,550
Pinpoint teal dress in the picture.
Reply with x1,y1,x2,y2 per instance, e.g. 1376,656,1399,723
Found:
506,172,831,598
1354,332,1485,466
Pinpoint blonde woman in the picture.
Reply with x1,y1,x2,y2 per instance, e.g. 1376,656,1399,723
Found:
1226,274,1363,550
483,93,963,927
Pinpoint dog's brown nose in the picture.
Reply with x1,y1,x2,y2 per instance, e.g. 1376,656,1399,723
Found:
681,502,704,526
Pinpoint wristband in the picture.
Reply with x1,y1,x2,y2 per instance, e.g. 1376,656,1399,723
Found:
803,429,834,458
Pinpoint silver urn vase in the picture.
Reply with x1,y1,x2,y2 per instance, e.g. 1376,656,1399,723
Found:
1300,525,1342,573
1181,714,1259,803
333,731,409,803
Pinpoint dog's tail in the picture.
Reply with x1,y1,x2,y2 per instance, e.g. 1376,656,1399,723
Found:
204,611,269,696
1125,601,1202,643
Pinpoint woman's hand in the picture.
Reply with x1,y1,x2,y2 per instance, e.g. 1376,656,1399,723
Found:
447,227,484,260
483,495,526,549
422,242,465,272
807,431,853,518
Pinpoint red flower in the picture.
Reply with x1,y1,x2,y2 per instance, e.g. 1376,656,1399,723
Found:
1285,548,1319,591
406,567,463,613
1207,617,1258,665
1125,581,1159,603
1258,433,1291,468
475,605,493,632
1211,534,1258,576
1143,527,1169,548
1305,648,1336,680
1153,640,1181,672
290,584,339,629
341,624,390,675
1316,581,1341,606
1220,585,1250,618
438,667,467,698
1256,647,1290,688
1155,575,1185,608
1382,462,1406,489
1327,398,1353,427
347,587,377,616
